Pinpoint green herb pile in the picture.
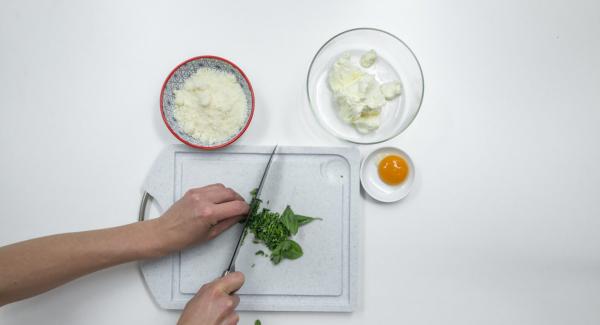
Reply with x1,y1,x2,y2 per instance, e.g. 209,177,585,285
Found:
246,189,321,264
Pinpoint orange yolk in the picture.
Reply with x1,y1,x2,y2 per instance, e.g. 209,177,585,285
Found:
378,155,409,185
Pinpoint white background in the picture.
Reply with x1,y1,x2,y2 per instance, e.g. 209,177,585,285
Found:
1,0,599,324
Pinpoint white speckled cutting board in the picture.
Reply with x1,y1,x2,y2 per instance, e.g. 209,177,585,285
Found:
139,145,360,312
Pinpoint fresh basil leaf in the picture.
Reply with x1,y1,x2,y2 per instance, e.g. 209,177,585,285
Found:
280,205,299,235
271,252,283,265
278,239,303,260
255,320,262,325
270,242,285,264
296,214,323,226
255,250,265,256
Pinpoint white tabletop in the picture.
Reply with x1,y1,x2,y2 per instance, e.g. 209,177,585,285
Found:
1,0,599,324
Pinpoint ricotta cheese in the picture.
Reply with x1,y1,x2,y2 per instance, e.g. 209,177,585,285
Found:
173,68,247,144
328,52,401,134
360,49,377,68
380,81,402,100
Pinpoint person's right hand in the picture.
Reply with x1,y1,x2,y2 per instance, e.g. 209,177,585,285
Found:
177,272,245,325
149,184,249,257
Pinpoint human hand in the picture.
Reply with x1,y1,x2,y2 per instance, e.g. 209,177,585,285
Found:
150,184,249,256
177,272,245,325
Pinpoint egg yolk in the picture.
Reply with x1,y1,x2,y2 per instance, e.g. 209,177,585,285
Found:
378,155,409,185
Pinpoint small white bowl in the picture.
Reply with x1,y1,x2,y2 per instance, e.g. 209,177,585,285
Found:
360,147,415,202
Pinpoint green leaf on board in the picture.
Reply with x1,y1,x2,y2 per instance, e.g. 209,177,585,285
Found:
247,190,320,265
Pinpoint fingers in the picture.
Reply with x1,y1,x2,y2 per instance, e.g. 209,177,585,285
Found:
215,272,245,294
198,183,226,191
209,215,244,240
188,183,227,198
191,185,245,204
230,294,240,309
221,313,240,325
208,187,245,204
209,200,249,223
178,280,240,325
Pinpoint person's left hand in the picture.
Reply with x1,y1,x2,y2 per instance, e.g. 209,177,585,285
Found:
147,184,249,257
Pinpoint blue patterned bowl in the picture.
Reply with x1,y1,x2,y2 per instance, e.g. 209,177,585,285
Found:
160,56,255,149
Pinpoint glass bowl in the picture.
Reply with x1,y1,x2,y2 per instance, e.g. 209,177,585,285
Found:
306,28,424,144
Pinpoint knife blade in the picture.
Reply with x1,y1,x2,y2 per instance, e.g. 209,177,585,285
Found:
222,145,278,277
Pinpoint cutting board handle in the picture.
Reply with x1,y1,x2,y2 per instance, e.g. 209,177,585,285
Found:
138,191,153,222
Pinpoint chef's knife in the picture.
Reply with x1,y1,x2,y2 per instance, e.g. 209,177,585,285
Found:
222,145,278,277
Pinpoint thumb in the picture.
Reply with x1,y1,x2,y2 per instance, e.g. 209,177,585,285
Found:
214,272,245,294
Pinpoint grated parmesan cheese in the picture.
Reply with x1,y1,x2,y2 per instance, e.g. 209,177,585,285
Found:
174,68,247,144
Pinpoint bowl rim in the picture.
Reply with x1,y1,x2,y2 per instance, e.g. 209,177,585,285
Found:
306,27,425,144
160,55,255,150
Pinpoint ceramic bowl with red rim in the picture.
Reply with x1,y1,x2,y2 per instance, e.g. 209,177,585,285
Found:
160,56,255,149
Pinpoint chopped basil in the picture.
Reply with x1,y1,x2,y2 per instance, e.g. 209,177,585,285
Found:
247,190,321,265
